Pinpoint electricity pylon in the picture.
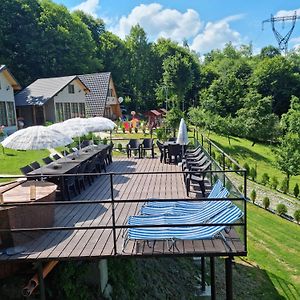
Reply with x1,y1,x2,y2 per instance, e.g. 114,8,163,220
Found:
262,11,300,53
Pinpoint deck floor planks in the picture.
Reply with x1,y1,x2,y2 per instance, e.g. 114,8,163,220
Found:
0,157,246,261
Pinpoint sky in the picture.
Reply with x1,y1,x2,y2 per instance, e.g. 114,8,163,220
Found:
53,0,300,55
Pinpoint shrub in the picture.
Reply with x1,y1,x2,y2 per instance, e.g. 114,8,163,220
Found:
276,203,287,215
280,177,289,194
216,153,223,166
294,210,300,223
243,162,250,176
225,157,232,169
211,151,216,159
293,183,299,198
117,143,122,151
134,127,138,133
261,173,270,185
262,197,270,209
250,189,257,203
270,176,279,190
238,184,243,193
249,167,257,181
122,125,126,133
103,138,108,145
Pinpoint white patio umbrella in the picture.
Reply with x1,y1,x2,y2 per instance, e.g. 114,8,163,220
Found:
49,118,92,149
87,117,117,143
1,126,73,150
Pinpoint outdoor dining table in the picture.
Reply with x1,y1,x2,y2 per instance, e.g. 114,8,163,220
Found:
29,144,109,176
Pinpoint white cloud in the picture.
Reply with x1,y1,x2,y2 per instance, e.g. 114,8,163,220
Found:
71,0,100,17
110,3,202,41
275,8,300,17
190,15,243,54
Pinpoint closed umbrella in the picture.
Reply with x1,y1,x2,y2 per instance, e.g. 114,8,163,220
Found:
176,118,189,156
1,126,73,150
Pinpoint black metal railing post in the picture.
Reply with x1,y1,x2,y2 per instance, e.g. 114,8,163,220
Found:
210,257,216,300
222,152,226,171
201,256,206,291
243,170,247,252
110,173,117,255
201,133,203,146
209,141,212,156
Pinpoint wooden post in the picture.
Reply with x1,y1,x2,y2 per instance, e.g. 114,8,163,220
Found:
210,257,216,300
37,262,46,300
201,256,206,291
225,257,233,300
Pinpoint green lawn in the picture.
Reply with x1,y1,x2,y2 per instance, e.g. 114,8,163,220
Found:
244,203,300,299
207,133,300,191
0,145,49,176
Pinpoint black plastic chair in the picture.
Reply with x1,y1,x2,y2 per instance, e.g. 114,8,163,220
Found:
168,144,182,164
141,139,154,158
156,140,166,163
107,143,114,164
63,166,80,201
42,157,53,165
80,140,90,149
126,139,141,158
20,165,34,175
168,137,177,142
30,161,41,170
76,162,86,193
52,154,61,160
95,152,106,173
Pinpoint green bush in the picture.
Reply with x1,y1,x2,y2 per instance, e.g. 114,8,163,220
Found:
270,176,279,190
216,153,223,166
262,197,270,209
211,151,216,159
243,162,250,176
117,143,122,151
250,189,257,203
293,183,299,198
238,184,243,193
276,203,287,215
103,138,108,145
280,177,289,194
294,210,300,223
249,167,257,181
225,157,232,169
261,173,270,185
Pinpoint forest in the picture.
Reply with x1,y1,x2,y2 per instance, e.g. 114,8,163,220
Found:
2,0,300,187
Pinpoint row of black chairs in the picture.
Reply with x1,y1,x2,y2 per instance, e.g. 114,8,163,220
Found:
181,146,212,197
126,139,155,158
156,141,186,164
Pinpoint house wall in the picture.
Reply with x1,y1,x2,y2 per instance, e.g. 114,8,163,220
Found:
105,78,121,119
0,72,17,134
53,79,87,122
44,99,55,123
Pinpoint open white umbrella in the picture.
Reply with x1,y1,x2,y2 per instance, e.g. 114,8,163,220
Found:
87,117,116,132
1,126,73,150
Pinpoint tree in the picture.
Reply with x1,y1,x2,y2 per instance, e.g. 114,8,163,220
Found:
251,55,300,116
259,45,281,59
261,173,270,185
294,210,300,223
250,189,257,203
262,197,270,209
276,134,300,190
164,107,183,136
249,167,257,181
235,90,279,146
270,176,279,189
280,95,300,136
162,52,194,110
276,203,287,215
293,184,299,198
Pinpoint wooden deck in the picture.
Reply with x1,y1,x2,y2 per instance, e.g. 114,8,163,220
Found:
0,157,246,262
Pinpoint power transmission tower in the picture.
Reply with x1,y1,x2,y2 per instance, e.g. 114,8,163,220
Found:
262,11,300,53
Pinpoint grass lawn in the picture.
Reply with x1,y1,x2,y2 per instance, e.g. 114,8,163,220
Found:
243,203,300,299
207,132,300,191
0,145,49,176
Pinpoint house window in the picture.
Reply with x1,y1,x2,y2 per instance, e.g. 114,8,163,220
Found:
6,102,16,126
68,84,75,94
0,102,7,125
78,103,85,117
55,103,64,122
64,103,71,120
71,103,79,118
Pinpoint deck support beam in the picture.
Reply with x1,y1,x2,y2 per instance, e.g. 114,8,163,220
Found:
201,256,206,291
225,257,233,300
210,257,216,300
37,261,46,300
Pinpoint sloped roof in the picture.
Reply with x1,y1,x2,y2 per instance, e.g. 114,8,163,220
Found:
78,72,111,117
0,65,21,91
15,75,88,106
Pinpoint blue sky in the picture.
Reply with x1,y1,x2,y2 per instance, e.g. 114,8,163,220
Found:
54,0,300,54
